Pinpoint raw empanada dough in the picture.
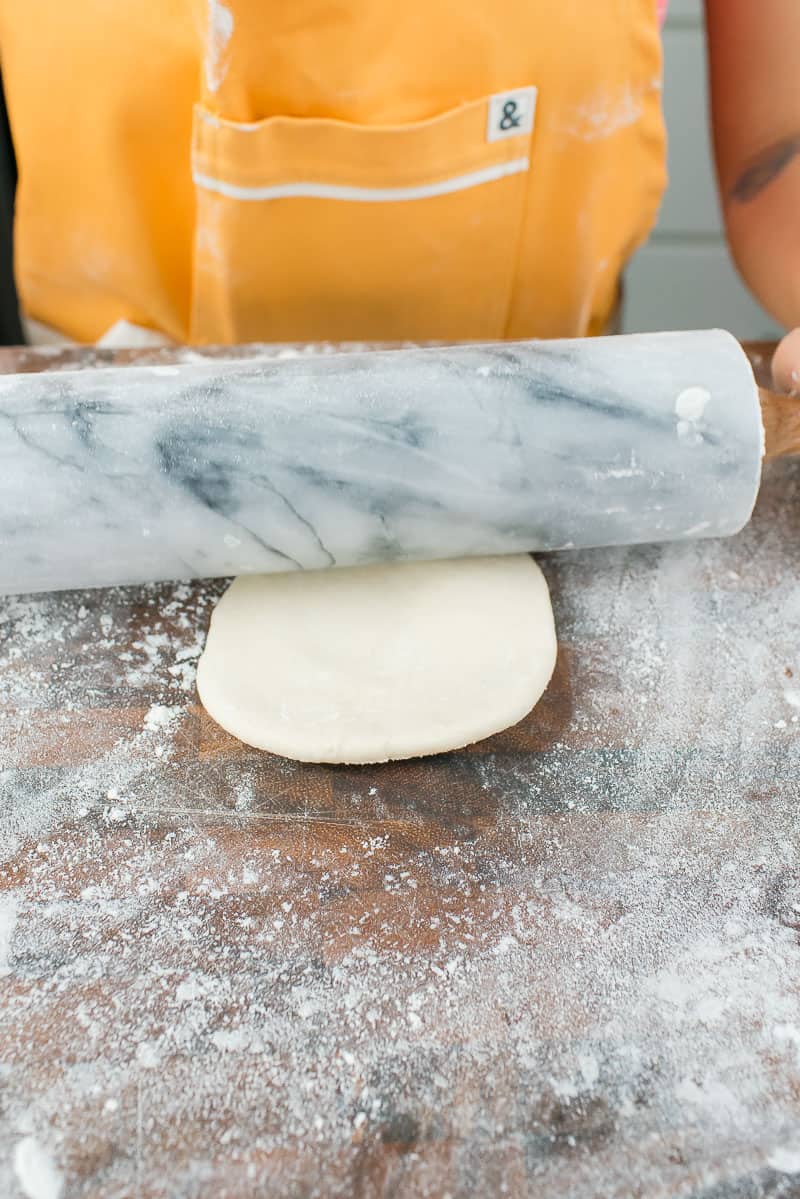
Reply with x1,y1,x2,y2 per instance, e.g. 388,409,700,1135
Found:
196,554,557,764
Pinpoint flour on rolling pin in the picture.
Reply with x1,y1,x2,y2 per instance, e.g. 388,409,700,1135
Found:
674,385,710,436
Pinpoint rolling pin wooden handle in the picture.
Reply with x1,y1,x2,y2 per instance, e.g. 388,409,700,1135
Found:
759,387,800,460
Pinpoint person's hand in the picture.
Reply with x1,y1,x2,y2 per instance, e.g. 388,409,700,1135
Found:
772,329,800,393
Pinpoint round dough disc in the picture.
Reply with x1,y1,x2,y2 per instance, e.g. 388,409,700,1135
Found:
196,555,557,764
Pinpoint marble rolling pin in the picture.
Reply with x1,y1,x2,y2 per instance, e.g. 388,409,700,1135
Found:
0,329,795,596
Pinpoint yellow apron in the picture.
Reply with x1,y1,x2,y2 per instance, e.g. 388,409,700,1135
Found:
0,0,665,344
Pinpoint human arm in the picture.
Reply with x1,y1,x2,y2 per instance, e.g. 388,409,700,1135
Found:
705,0,800,389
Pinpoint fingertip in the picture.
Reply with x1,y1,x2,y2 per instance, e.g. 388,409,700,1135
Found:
772,328,800,393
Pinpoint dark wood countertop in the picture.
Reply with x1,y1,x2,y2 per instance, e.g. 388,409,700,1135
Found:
1,342,799,1199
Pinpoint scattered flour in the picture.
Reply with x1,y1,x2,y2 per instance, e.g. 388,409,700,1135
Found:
143,703,182,733
0,892,19,976
558,81,656,142
13,1136,63,1199
135,1042,161,1070
0,580,223,860
767,1147,800,1175
675,385,710,445
674,386,711,424
1,460,799,1196
204,0,234,93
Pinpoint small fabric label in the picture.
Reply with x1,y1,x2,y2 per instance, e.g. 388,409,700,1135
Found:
486,87,537,143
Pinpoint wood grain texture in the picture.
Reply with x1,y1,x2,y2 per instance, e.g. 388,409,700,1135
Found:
760,387,800,459
1,344,800,1199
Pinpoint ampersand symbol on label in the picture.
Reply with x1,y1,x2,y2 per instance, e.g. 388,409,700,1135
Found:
499,100,522,131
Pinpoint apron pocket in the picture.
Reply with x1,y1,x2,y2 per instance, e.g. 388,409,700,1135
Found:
190,90,535,343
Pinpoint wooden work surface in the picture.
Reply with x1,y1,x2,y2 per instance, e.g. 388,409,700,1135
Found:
1,344,799,1199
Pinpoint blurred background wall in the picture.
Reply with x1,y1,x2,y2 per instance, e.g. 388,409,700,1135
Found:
624,0,782,339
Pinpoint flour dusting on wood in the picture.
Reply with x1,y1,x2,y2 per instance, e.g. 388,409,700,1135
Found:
1,461,799,1197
